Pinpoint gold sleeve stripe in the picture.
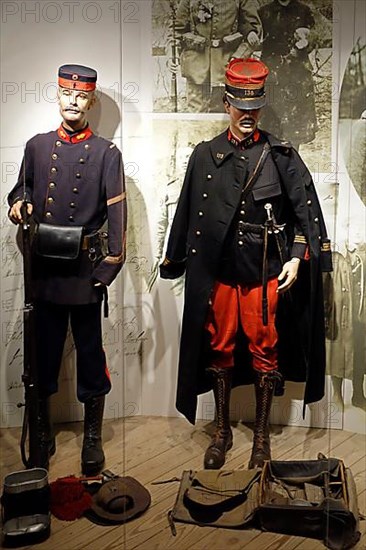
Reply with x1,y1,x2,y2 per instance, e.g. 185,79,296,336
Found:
107,192,126,206
294,236,307,243
321,243,331,251
104,253,124,264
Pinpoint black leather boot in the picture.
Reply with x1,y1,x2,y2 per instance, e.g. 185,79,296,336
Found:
37,399,56,470
81,396,105,475
204,368,233,469
248,370,282,469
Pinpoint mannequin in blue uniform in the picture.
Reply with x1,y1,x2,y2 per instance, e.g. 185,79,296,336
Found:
8,65,127,474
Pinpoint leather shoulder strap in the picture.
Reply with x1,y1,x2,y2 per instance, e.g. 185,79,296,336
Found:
242,142,271,200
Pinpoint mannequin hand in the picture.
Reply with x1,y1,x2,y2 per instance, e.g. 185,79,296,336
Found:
8,200,33,224
247,31,260,47
277,259,300,294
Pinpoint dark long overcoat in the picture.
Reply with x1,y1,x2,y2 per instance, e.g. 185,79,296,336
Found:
161,130,332,424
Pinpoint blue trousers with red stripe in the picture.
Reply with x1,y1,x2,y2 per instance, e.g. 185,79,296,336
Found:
35,301,111,403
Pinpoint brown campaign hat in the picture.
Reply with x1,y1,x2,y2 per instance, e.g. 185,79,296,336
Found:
84,477,151,525
225,58,269,110
58,64,97,91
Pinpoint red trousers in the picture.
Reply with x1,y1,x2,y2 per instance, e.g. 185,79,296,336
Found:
205,278,279,372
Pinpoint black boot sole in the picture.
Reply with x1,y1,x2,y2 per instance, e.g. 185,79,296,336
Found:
81,459,105,476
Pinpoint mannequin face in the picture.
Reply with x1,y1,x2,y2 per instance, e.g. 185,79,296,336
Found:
224,100,261,140
58,87,96,130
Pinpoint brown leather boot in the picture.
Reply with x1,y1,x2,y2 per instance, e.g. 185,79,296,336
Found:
248,370,282,469
204,368,233,469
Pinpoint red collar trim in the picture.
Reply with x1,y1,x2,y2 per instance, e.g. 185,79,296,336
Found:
227,128,260,149
57,125,93,143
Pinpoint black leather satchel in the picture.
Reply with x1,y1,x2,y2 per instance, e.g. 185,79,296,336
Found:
35,223,83,260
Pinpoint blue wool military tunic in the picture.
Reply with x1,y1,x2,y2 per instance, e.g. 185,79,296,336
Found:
8,125,126,305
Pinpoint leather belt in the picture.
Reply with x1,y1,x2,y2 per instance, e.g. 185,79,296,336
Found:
239,221,264,234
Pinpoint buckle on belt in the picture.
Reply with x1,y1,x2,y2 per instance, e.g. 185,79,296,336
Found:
211,39,220,48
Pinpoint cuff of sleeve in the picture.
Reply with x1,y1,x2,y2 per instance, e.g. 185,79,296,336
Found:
320,239,332,272
291,237,308,260
159,257,186,279
12,195,32,206
92,257,123,286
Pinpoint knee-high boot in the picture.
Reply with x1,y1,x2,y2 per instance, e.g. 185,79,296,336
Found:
204,368,233,469
37,398,56,470
81,396,105,475
248,370,282,469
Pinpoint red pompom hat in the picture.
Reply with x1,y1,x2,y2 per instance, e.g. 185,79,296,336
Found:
225,58,269,110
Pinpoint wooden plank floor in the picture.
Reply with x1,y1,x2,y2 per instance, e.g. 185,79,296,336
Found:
0,417,365,549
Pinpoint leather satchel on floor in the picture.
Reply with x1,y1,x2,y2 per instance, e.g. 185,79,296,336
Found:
169,457,361,550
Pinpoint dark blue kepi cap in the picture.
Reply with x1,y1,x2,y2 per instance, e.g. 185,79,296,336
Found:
58,64,97,91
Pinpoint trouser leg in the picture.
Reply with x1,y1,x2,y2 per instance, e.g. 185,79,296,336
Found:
238,279,281,468
331,376,344,407
70,303,110,474
205,280,282,469
209,86,225,113
35,301,69,469
185,79,210,112
35,301,69,398
352,319,366,409
238,278,279,373
204,282,239,468
37,398,56,470
70,303,111,403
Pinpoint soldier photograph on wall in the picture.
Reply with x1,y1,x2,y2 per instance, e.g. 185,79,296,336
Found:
339,38,366,207
151,0,332,160
325,36,366,415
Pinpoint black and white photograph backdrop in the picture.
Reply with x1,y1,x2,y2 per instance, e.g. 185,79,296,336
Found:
0,0,365,436
151,0,333,169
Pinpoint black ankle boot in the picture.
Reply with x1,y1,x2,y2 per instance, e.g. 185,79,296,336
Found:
204,368,233,469
248,371,283,469
81,396,105,475
37,399,56,470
